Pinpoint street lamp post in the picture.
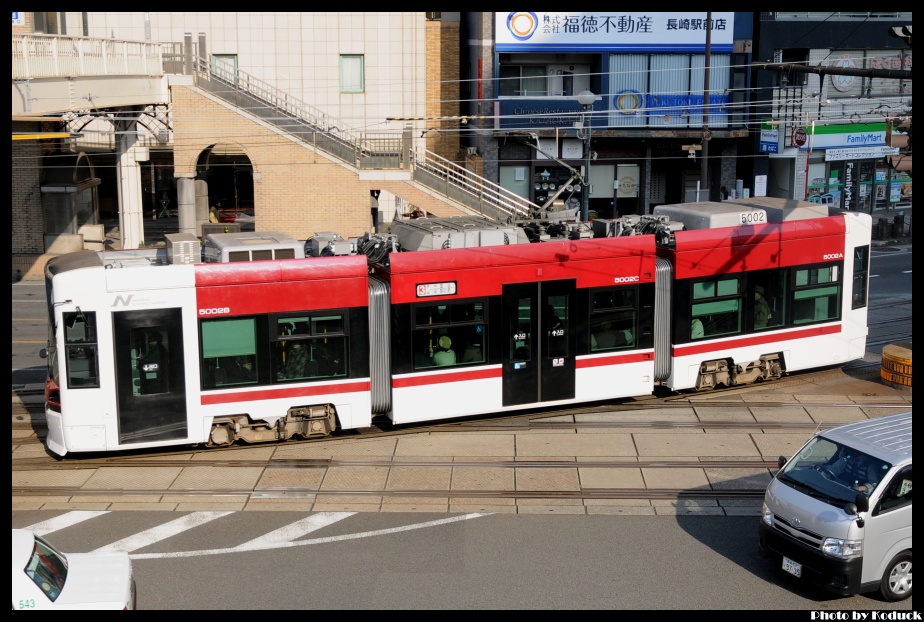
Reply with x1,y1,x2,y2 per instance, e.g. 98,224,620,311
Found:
576,90,596,222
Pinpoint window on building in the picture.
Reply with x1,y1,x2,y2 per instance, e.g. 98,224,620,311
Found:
340,55,365,93
212,54,239,83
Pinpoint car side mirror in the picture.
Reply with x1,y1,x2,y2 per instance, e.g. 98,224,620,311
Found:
854,493,870,513
39,348,48,359
844,502,858,516
777,455,787,469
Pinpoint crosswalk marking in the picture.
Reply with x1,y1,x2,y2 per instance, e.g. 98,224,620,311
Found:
91,511,233,554
232,512,354,551
131,513,486,560
26,510,110,536
17,511,491,560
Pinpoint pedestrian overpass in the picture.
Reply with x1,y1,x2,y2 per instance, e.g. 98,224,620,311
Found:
13,33,537,251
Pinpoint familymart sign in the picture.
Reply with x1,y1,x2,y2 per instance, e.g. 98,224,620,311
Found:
798,123,886,150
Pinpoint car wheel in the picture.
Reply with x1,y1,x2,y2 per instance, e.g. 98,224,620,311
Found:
880,551,912,602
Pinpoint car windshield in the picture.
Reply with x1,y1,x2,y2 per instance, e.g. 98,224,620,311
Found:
779,436,892,505
24,535,69,602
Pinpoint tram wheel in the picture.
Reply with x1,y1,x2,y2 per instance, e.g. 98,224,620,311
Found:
208,423,235,447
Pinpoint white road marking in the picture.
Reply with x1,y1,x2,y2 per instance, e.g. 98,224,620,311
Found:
91,511,233,553
130,513,488,560
26,510,110,536
232,512,354,551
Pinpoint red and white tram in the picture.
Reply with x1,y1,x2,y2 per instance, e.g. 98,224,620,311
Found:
41,198,872,456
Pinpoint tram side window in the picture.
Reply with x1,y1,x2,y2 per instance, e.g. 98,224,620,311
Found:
690,278,741,339
201,317,258,389
751,270,787,331
413,300,486,369
589,287,637,351
791,265,842,325
852,245,870,310
63,311,99,388
273,313,348,382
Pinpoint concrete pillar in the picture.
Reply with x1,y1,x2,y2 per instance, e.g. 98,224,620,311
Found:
115,116,146,249
195,179,210,232
176,175,197,236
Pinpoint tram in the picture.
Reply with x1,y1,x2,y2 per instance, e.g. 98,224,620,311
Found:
40,198,872,456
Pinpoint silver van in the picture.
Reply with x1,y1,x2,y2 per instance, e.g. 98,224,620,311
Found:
758,412,912,601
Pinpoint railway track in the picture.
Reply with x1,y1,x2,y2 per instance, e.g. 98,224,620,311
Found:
12,364,911,512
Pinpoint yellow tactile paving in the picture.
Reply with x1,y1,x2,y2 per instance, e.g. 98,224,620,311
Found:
321,465,389,490
578,467,645,488
386,465,451,490
169,466,264,489
515,466,580,491
13,469,96,487
704,467,774,489
750,432,817,460
257,467,325,490
450,466,514,491
271,437,398,458
749,406,814,423
515,432,637,457
576,407,698,421
395,433,515,457
11,444,49,458
192,446,276,461
82,467,182,489
108,502,180,511
803,407,870,423
693,407,758,422
586,505,657,515
641,466,710,489
161,494,250,504
634,432,759,457
381,497,449,512
244,500,317,512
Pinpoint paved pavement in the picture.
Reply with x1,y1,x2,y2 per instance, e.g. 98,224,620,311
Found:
12,365,912,516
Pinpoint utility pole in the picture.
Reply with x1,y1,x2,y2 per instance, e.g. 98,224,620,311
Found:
700,11,712,201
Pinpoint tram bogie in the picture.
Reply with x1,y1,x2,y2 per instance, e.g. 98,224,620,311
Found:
41,198,872,456
207,404,336,447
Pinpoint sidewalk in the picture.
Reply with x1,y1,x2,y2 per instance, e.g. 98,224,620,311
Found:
870,206,912,246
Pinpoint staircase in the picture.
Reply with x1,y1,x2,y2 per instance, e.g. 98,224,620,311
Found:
191,56,537,222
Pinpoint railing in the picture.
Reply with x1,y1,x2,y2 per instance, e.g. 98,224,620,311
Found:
12,34,163,79
191,55,536,221
11,33,537,221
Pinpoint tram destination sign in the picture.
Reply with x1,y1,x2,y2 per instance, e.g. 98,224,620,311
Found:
416,281,457,297
825,146,898,162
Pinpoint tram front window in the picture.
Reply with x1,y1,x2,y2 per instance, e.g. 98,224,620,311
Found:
63,311,99,389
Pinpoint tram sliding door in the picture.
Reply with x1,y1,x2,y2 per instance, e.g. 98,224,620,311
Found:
502,280,576,406
113,309,187,444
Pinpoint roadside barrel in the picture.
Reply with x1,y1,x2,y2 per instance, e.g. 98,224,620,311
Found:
881,342,912,391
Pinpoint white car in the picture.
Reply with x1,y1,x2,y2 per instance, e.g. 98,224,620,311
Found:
12,529,136,610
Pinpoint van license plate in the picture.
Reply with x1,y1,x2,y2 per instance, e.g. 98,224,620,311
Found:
782,557,802,578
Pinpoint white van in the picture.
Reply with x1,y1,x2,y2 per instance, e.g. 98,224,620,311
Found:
758,412,912,601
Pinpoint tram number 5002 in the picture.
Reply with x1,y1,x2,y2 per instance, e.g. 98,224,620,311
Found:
739,211,767,225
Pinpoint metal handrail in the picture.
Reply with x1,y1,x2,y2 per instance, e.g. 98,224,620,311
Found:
191,55,536,221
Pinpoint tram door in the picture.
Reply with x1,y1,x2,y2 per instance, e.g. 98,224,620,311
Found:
502,280,576,406
113,309,187,444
